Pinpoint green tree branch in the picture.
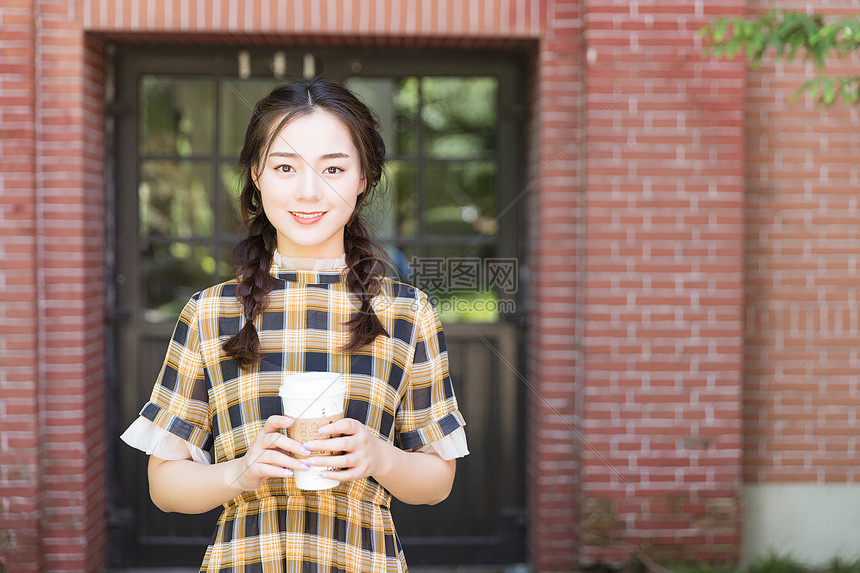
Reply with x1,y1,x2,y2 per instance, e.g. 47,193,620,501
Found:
698,8,860,106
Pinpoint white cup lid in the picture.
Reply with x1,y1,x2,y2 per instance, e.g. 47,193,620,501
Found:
278,372,347,400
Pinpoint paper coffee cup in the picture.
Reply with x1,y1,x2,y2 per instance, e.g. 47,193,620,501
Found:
278,372,347,490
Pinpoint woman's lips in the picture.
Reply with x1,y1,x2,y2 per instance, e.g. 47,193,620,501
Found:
290,211,326,225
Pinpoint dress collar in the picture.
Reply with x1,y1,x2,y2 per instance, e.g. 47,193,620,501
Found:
270,249,349,285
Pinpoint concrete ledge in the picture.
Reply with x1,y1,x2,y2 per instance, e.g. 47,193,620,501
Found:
742,484,860,567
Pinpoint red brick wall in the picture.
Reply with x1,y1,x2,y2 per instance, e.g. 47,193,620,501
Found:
744,0,860,485
77,0,543,35
580,0,746,564
0,1,42,571
81,34,108,573
525,0,582,569
0,1,110,570
11,0,858,570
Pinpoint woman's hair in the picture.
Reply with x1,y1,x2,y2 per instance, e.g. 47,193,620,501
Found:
223,78,390,368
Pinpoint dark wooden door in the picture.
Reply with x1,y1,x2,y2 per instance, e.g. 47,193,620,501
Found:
107,44,527,568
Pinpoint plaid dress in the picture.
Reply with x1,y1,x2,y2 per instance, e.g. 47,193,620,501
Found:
137,262,466,573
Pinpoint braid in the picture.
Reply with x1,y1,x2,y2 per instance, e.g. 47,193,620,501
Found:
342,214,390,352
222,213,277,368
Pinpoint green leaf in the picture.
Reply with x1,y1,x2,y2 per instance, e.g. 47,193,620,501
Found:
791,80,810,103
713,19,729,42
839,80,856,104
823,77,835,104
841,76,860,105
698,9,860,106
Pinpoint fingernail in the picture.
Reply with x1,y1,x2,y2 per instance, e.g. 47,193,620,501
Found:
283,468,293,477
300,446,312,456
301,463,311,471
318,426,329,435
285,417,295,427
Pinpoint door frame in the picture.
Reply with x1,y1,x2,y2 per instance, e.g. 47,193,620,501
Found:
106,42,530,567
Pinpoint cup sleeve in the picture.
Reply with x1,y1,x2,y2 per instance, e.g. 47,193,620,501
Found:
394,295,466,451
132,293,213,453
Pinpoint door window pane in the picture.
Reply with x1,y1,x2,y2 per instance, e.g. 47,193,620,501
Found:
421,77,497,159
347,75,502,324
219,163,244,235
424,162,497,236
413,243,499,323
140,76,214,157
217,242,238,282
142,242,214,321
345,76,419,156
363,160,417,238
219,78,282,156
139,160,214,237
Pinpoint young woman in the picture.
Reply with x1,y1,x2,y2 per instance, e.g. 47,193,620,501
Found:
121,78,468,572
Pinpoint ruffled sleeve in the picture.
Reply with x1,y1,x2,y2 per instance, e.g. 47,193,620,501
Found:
416,426,469,460
120,417,211,465
121,293,214,460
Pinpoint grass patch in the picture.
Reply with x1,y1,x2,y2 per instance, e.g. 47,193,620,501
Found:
672,564,739,573
746,554,808,573
588,553,860,573
826,557,860,573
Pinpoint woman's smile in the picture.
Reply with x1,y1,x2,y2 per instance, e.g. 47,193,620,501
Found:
290,211,328,224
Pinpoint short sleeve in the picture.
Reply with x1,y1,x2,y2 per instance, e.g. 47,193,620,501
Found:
135,293,213,453
395,295,466,451
120,416,212,464
417,427,469,460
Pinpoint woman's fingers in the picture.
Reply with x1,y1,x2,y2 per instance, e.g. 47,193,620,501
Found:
301,419,383,480
316,456,367,483
256,448,309,472
250,432,311,467
320,468,362,482
248,460,294,479
262,415,294,434
317,417,359,437
233,418,314,492
267,431,312,457
240,445,309,483
247,417,383,485
303,436,350,453
306,453,353,469
306,418,369,453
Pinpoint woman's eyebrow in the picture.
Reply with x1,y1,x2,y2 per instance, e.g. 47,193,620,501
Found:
268,151,351,160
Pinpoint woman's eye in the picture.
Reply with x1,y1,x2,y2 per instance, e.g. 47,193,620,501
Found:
324,166,342,174
275,164,293,173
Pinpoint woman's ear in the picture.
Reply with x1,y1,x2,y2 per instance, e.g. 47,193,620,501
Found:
251,166,259,189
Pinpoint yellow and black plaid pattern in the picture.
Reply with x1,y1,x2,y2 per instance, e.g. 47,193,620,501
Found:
137,263,465,572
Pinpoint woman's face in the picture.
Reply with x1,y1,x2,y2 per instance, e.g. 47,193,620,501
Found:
254,109,364,259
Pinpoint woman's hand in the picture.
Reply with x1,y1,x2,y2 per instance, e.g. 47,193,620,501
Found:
230,415,312,493
303,418,394,482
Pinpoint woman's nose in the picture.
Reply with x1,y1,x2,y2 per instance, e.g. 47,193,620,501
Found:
295,171,323,201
